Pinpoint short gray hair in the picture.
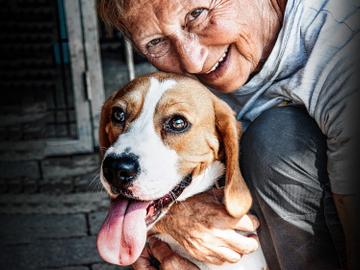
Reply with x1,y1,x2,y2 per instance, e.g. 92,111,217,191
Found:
98,0,130,37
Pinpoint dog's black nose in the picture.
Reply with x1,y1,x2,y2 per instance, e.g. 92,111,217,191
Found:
102,153,140,188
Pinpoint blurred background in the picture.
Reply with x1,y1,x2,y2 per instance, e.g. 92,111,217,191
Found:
0,0,156,269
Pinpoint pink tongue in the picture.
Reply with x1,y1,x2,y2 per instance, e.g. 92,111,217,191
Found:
96,197,150,265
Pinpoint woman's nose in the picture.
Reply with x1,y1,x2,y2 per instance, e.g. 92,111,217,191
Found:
173,33,207,74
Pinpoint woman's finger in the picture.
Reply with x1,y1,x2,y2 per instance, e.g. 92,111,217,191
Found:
205,246,241,264
185,230,258,263
148,237,200,270
215,229,259,254
228,234,259,255
132,247,157,270
148,237,175,263
176,228,255,263
181,235,240,264
185,249,224,266
232,214,260,231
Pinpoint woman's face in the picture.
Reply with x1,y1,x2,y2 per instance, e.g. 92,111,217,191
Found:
125,0,272,92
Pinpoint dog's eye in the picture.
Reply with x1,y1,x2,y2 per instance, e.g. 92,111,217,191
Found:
112,107,126,124
164,115,190,133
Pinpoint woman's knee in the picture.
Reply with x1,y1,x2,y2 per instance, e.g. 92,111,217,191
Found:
240,106,328,214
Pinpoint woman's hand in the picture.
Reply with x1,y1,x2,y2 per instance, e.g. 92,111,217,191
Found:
132,237,199,270
153,188,260,265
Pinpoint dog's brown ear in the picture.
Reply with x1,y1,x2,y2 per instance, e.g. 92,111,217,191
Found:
99,96,113,158
212,96,252,218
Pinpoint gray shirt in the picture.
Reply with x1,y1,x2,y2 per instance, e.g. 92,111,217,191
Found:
215,0,359,194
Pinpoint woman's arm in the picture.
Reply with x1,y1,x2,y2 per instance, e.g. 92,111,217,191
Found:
151,188,259,264
132,237,200,270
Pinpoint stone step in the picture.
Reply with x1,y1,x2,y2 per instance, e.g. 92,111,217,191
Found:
0,214,88,244
0,192,109,215
0,236,100,270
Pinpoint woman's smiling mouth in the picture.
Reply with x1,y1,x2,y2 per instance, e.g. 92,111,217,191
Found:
206,46,230,74
199,45,231,82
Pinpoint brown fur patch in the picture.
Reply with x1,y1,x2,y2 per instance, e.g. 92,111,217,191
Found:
212,96,252,217
99,75,150,156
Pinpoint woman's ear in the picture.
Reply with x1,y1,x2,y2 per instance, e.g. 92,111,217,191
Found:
212,96,252,218
99,97,113,158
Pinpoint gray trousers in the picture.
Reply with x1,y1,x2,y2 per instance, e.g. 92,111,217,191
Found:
240,106,345,270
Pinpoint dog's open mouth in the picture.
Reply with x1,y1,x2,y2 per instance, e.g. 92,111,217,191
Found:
145,174,192,226
97,174,193,266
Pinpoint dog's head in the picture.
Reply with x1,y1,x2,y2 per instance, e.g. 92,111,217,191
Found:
97,72,252,265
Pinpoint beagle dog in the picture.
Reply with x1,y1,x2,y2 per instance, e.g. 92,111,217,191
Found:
96,72,267,270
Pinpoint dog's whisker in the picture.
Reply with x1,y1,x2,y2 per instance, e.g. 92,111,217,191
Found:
89,172,100,185
94,182,103,193
87,170,103,192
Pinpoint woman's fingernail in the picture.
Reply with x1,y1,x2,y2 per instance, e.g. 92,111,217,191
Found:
249,215,260,228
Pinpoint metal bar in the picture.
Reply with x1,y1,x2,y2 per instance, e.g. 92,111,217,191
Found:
125,39,135,80
56,0,72,137
80,0,106,147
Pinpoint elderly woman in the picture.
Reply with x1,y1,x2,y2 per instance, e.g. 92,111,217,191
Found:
99,0,359,269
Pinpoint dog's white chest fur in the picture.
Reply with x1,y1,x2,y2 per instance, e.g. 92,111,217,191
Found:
156,161,267,270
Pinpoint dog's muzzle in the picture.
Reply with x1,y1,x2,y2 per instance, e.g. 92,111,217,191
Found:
102,151,194,227
102,152,140,192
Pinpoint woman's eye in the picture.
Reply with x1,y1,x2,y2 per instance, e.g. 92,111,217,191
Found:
145,37,170,57
147,37,165,48
111,107,126,124
164,115,190,133
188,8,206,22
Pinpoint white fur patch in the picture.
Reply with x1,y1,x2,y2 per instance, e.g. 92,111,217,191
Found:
105,77,181,200
177,161,225,201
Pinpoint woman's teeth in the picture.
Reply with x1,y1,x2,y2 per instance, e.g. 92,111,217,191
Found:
206,47,229,74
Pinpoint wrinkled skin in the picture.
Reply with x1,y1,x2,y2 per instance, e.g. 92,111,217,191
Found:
152,189,260,264
126,0,286,92
132,237,200,270
117,0,287,268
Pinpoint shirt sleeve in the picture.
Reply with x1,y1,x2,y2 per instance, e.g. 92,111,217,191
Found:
311,34,359,194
